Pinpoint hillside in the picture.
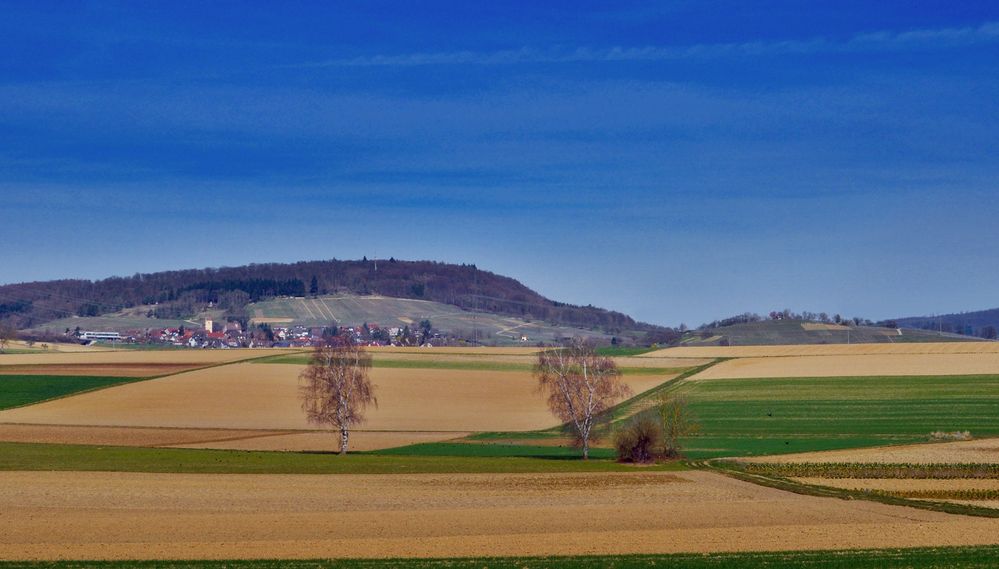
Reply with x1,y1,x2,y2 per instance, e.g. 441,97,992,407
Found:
0,259,659,338
249,295,616,345
893,308,999,340
680,319,973,346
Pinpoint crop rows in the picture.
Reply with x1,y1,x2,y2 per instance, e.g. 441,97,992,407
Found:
872,489,999,500
738,462,999,479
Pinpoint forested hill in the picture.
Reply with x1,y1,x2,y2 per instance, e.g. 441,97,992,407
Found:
894,307,999,340
0,259,656,334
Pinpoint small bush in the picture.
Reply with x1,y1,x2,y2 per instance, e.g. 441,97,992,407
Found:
614,416,663,464
929,430,972,442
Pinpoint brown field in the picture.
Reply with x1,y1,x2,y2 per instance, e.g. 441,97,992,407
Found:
0,423,288,447
171,430,471,452
644,342,999,358
0,349,292,367
0,423,466,451
689,353,999,380
3,470,999,560
743,437,999,464
0,363,673,432
0,363,205,377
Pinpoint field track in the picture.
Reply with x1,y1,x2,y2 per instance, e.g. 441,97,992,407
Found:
689,353,999,379
4,470,999,560
647,342,999,358
0,363,673,433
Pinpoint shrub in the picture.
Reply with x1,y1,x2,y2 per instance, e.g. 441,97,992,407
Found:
929,430,972,441
614,415,663,464
656,393,700,459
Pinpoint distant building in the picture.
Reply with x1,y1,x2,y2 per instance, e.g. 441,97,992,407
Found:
79,331,121,342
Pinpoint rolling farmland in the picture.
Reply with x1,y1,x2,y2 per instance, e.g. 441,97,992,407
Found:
3,343,999,562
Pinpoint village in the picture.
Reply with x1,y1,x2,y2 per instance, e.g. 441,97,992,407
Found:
75,318,448,349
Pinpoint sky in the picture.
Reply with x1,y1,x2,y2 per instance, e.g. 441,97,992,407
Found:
1,1,998,327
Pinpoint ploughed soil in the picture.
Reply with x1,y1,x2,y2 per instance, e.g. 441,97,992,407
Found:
3,470,999,560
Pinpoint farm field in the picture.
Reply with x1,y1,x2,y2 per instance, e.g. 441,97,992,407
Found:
742,436,999,465
3,344,999,562
4,470,999,561
0,358,679,451
647,341,999,358
0,348,287,367
2,547,999,569
689,353,999,379
0,375,144,410
668,374,999,458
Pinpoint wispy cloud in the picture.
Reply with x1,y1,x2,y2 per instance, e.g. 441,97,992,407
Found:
294,21,999,68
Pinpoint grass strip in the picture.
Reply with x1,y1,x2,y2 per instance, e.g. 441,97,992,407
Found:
5,546,999,568
0,441,676,474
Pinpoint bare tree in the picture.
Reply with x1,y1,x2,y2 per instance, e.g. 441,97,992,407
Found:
534,338,632,459
656,393,700,458
299,338,377,455
0,323,15,354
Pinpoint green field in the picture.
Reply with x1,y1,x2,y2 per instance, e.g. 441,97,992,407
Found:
0,375,143,410
0,442,681,474
4,546,999,568
667,374,999,459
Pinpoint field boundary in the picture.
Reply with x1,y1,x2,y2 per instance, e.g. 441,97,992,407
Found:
700,458,999,519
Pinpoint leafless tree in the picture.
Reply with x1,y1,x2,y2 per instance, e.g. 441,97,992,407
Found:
0,323,15,353
656,392,700,458
534,338,632,459
299,338,377,455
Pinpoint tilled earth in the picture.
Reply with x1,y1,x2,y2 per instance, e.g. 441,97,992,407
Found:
3,470,999,560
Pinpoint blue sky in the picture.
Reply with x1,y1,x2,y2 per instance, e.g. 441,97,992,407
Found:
2,1,998,326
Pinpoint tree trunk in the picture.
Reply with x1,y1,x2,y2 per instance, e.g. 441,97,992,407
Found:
340,427,349,455
582,438,589,460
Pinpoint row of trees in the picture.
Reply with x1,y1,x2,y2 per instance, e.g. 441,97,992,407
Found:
301,336,694,461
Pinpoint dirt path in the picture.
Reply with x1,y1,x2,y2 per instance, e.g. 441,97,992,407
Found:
3,470,999,560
